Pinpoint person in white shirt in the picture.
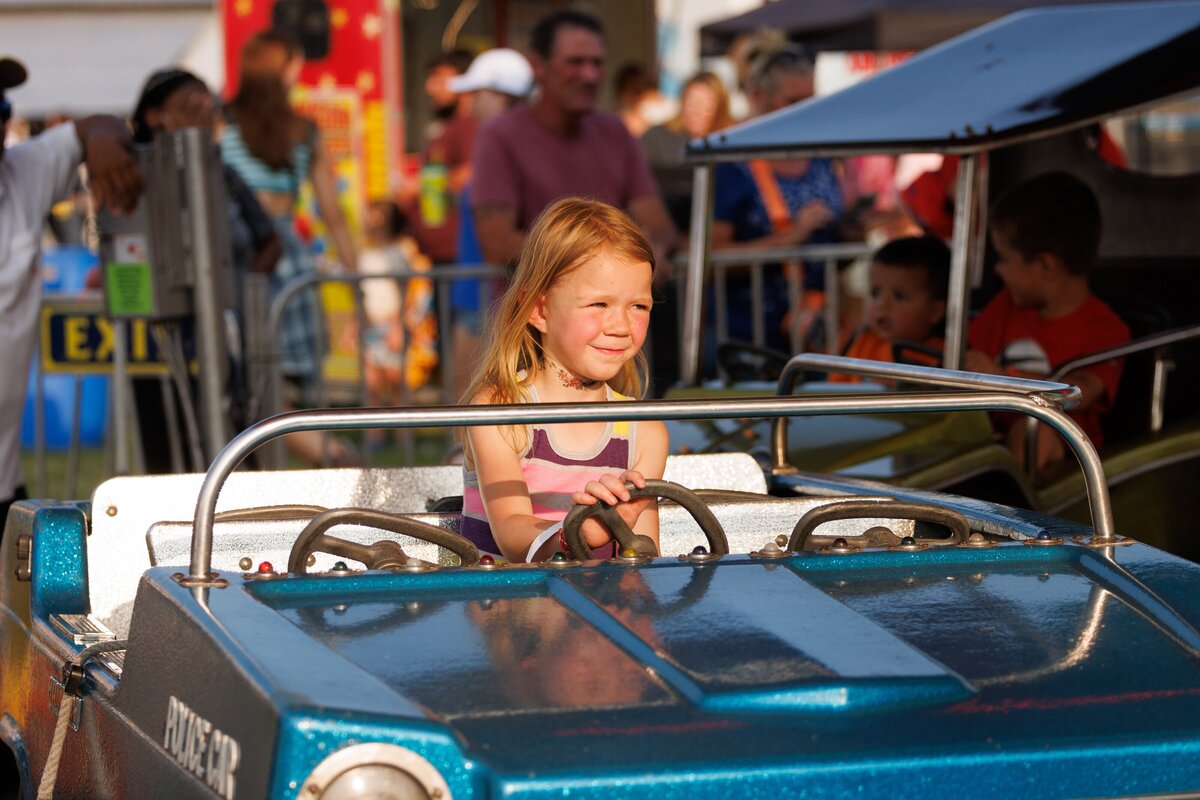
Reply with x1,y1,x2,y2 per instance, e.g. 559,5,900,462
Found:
0,55,142,535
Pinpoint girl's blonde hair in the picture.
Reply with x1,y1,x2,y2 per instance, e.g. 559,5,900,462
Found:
462,197,656,412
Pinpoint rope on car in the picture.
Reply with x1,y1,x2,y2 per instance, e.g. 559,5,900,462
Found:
37,639,129,800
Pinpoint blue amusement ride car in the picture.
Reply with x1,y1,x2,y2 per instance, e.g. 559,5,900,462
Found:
4,357,1200,799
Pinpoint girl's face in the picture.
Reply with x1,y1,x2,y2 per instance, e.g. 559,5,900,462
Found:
528,249,653,384
865,262,946,342
680,82,718,138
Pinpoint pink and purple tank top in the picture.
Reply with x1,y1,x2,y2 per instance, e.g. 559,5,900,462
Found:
461,384,636,559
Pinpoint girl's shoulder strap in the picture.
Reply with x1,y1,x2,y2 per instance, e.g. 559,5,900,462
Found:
604,384,636,444
607,385,632,402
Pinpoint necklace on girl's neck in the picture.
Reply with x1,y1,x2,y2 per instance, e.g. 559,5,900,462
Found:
544,358,601,391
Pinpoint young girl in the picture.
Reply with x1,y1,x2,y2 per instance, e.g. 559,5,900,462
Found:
460,198,668,563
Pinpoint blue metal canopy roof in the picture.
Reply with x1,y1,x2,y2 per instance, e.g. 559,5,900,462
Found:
687,1,1200,160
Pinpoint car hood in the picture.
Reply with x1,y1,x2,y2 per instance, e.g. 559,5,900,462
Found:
229,543,1200,783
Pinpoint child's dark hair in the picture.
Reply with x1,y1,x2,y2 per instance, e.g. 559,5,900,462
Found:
369,199,409,239
615,63,654,99
427,49,473,75
872,236,951,300
132,69,207,144
531,10,604,59
989,171,1101,275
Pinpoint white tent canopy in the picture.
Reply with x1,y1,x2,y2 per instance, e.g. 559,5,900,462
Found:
2,6,221,119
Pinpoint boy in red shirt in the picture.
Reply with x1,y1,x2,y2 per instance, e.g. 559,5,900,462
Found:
964,172,1130,472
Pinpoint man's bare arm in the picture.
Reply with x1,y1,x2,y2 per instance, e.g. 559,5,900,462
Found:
75,115,143,214
627,194,678,283
473,203,526,265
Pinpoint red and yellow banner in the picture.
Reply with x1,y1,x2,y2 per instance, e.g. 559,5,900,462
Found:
220,0,403,206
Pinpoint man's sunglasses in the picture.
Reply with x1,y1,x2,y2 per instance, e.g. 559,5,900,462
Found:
0,98,11,125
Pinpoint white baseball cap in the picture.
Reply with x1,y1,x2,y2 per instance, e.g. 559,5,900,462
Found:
448,48,533,98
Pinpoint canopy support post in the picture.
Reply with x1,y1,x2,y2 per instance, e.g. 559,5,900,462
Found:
681,164,714,386
944,154,978,369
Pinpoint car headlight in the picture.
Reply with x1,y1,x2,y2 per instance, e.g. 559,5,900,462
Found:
299,743,452,800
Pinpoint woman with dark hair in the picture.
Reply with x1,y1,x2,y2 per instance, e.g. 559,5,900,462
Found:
133,68,281,281
130,67,282,472
220,30,360,465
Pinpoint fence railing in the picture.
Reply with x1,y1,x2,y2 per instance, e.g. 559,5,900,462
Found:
252,265,507,468
24,242,878,480
674,242,874,363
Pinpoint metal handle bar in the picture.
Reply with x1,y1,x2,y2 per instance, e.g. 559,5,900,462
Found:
1022,323,1200,475
770,354,1083,479
669,242,874,268
775,353,1083,404
189,391,1115,582
267,264,507,341
1049,324,1200,381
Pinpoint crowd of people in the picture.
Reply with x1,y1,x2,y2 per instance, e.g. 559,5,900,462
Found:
0,9,1133,542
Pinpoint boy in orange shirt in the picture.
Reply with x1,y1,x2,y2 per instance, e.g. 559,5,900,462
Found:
833,236,949,380
964,172,1130,472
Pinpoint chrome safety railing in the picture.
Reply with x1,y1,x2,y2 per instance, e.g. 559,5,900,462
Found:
670,242,873,363
186,369,1115,584
766,354,1110,538
1021,324,1200,476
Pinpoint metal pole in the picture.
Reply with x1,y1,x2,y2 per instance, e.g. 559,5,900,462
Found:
65,375,83,498
823,258,840,355
353,280,372,467
944,154,978,369
438,272,454,405
681,164,713,386
1150,352,1168,433
112,320,130,475
180,129,231,461
33,341,46,497
160,375,184,473
714,264,729,356
750,263,765,347
397,274,414,465
786,263,802,354
969,155,990,289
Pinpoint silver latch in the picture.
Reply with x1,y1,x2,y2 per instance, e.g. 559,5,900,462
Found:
14,534,30,581
48,677,81,732
50,614,117,645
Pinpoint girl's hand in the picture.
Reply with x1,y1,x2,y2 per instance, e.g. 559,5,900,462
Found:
571,470,654,549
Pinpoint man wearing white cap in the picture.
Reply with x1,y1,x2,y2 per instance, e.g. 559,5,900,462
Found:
469,11,676,273
445,47,533,403
0,55,143,534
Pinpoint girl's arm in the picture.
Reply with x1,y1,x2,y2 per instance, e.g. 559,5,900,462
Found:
467,414,561,563
571,419,669,552
309,136,359,272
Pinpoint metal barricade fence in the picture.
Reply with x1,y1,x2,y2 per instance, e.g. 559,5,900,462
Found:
252,245,874,459
251,265,508,469
670,241,874,379
23,243,877,485
26,295,166,497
